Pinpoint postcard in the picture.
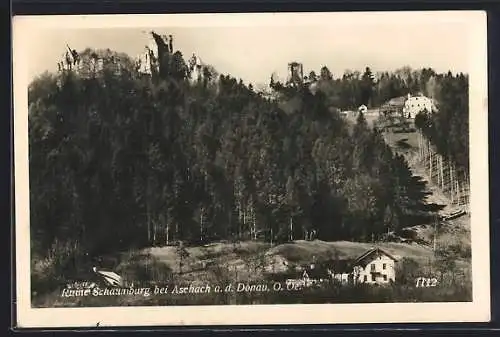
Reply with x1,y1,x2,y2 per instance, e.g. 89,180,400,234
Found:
13,11,490,328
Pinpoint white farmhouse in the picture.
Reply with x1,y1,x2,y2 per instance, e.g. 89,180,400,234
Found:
402,93,436,119
288,247,400,287
352,247,398,284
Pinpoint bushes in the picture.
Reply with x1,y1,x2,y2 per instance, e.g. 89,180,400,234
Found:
33,252,472,307
446,243,471,259
115,251,174,287
31,239,90,297
395,257,422,286
254,282,471,304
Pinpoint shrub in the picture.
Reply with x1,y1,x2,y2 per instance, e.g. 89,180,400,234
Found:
395,257,421,286
115,251,174,287
31,239,89,297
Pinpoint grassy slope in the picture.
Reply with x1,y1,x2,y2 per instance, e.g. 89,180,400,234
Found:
379,120,471,249
145,239,436,274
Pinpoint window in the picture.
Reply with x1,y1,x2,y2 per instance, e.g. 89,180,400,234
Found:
383,275,387,281
383,263,386,270
371,275,376,281
364,275,367,282
371,264,375,271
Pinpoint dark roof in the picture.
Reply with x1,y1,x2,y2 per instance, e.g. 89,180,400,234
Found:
326,259,353,273
301,267,327,279
353,247,398,265
382,96,407,107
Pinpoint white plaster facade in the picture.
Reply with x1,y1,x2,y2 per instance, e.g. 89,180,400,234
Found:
403,94,436,119
331,272,350,284
354,250,397,284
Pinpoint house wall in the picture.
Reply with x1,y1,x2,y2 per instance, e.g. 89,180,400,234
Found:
403,96,434,119
332,273,350,284
356,254,395,284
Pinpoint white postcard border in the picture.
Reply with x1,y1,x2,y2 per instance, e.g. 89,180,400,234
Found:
13,11,490,328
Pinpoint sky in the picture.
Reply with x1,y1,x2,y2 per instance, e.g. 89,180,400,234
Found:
18,12,478,86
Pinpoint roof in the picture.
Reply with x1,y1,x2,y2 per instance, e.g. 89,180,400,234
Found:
302,268,327,279
382,96,407,107
328,259,353,273
353,247,398,265
406,95,432,102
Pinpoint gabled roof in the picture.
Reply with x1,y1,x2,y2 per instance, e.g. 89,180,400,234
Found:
382,96,407,107
353,247,398,265
301,267,327,279
298,263,330,279
324,259,353,274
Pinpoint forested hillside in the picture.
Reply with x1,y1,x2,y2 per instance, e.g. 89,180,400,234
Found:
28,35,467,275
300,66,469,172
414,73,469,172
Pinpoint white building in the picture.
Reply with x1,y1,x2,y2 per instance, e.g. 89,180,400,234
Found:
352,247,398,284
286,247,399,287
403,94,436,119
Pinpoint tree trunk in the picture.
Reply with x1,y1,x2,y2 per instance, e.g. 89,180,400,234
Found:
153,219,157,245
429,144,433,182
252,205,257,240
166,220,170,245
439,155,444,191
200,206,204,242
421,131,424,160
243,206,246,233
289,216,293,242
449,160,454,204
146,202,151,244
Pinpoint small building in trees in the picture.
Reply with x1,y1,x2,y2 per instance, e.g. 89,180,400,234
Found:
379,96,407,118
326,259,353,284
288,262,330,288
